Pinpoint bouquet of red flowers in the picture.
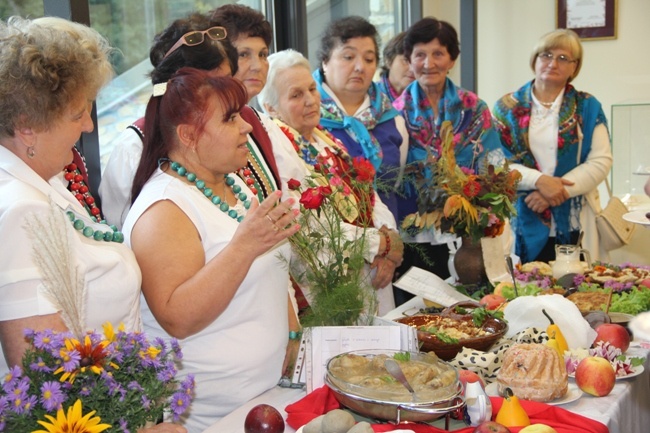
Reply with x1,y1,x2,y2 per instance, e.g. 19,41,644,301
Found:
287,149,378,326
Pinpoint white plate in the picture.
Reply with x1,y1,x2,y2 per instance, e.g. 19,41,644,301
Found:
485,382,582,405
296,427,304,433
568,364,644,380
623,210,650,227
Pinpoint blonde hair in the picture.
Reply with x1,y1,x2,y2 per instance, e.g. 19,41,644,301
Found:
529,29,582,82
0,16,113,138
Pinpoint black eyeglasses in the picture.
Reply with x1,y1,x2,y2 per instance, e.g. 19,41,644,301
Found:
538,52,577,65
163,26,227,59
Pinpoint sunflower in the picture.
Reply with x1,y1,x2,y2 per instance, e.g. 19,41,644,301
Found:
33,399,111,433
54,335,116,383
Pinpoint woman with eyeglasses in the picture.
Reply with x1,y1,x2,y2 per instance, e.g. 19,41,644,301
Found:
123,68,300,432
493,29,613,263
392,17,504,304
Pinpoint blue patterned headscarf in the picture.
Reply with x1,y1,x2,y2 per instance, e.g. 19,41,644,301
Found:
493,81,608,262
313,69,398,171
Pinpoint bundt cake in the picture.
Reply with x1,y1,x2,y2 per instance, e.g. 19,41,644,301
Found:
496,343,568,402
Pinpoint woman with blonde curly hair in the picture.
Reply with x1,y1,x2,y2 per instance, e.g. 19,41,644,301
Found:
0,16,184,433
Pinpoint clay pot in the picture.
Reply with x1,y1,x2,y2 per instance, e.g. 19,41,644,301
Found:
454,237,487,285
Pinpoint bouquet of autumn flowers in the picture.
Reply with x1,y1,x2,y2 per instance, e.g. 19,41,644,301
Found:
286,148,378,327
0,322,194,433
402,121,521,243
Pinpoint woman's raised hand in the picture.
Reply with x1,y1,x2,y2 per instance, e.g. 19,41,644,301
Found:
233,191,300,256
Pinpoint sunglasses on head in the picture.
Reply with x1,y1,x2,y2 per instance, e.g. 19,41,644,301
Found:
163,26,227,59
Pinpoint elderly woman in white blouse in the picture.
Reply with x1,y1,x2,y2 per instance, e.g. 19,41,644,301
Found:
258,49,403,315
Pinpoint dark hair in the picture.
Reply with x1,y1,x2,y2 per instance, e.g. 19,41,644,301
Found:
149,12,238,84
403,17,460,61
209,4,273,47
317,16,380,69
381,31,407,74
132,68,248,202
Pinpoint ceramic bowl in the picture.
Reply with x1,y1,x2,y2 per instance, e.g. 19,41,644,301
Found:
395,302,508,360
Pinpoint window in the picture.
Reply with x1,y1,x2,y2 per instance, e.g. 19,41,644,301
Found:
305,0,402,72
91,0,264,171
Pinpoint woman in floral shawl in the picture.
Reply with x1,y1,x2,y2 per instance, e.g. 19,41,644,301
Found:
493,29,612,263
313,16,408,221
393,17,504,300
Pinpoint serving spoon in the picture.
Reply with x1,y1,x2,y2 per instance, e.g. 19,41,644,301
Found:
384,358,418,402
505,256,519,297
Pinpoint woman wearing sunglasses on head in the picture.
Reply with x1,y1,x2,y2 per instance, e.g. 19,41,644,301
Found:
100,13,240,228
123,68,300,432
493,29,613,263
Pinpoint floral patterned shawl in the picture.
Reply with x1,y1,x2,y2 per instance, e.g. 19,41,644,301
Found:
493,80,607,262
377,71,401,103
313,69,398,171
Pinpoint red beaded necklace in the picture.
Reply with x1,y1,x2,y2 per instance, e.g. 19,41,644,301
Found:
238,166,259,196
63,162,102,223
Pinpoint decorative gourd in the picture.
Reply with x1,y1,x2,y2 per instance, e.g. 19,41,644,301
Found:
542,309,569,353
495,387,531,427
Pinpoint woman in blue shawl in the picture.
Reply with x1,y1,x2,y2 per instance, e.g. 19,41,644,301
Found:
393,17,504,303
493,29,612,263
313,16,408,221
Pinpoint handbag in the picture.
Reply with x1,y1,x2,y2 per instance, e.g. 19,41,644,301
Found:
594,178,636,251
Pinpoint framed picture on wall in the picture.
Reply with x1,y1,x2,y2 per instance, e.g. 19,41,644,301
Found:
556,0,617,40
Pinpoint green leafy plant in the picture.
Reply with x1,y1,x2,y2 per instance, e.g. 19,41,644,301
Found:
286,150,378,327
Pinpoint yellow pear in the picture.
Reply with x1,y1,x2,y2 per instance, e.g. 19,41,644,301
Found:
519,424,558,433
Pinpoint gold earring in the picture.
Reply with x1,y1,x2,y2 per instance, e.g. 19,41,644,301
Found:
27,146,36,159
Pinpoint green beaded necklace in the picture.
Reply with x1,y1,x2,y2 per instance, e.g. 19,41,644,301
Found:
66,211,124,243
170,161,251,222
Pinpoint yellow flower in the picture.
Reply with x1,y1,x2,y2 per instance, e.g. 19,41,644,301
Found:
140,346,162,360
33,399,111,433
102,322,125,342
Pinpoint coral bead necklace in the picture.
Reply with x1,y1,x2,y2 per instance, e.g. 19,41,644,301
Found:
170,161,251,222
63,162,124,243
64,162,102,223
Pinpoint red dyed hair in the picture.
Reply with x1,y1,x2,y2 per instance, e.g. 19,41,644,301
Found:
131,67,248,202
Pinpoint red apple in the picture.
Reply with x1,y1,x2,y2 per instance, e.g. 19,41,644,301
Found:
480,294,507,310
459,369,486,394
574,356,616,397
244,404,285,433
472,420,512,433
594,323,630,352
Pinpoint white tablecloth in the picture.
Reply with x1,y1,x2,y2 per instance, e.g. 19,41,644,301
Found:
203,297,650,433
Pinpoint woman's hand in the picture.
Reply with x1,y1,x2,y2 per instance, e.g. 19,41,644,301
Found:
370,257,396,288
535,174,574,206
138,423,186,433
385,229,404,266
232,191,301,257
525,191,551,213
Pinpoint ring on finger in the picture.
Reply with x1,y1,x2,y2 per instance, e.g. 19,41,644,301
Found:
265,214,276,224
